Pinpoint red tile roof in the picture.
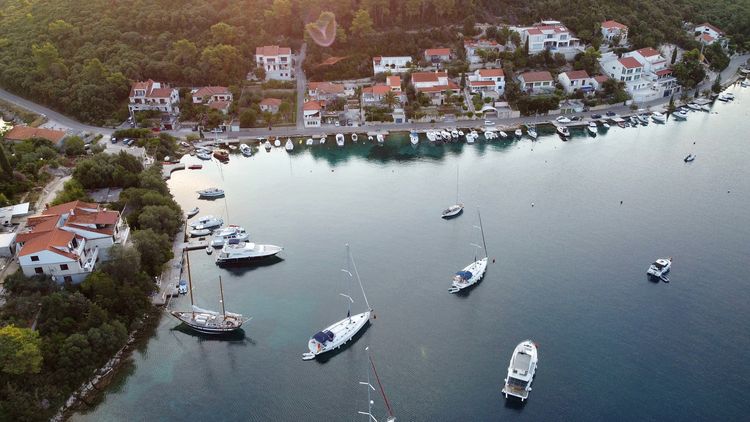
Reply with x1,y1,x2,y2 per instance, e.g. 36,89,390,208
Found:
207,101,231,111
193,86,230,98
469,80,496,86
563,70,590,80
618,57,643,69
19,228,80,260
655,69,673,76
601,20,627,30
260,98,282,107
425,48,451,56
129,79,174,98
519,71,554,83
636,47,660,58
308,82,345,95
363,85,392,96
698,33,715,43
68,209,119,226
411,71,448,83
43,201,98,216
386,75,401,88
593,75,609,84
464,39,499,47
256,45,291,56
303,100,322,111
478,68,504,77
4,126,67,144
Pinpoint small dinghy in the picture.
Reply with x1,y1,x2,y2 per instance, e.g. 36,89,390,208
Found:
186,207,200,218
205,245,213,255
684,154,695,162
351,133,358,142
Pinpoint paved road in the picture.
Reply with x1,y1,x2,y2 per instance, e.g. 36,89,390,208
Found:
0,87,113,136
295,43,307,129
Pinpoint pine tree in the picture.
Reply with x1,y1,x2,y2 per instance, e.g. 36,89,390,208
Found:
0,146,13,178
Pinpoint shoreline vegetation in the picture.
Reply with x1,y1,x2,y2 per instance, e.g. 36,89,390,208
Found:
0,146,183,421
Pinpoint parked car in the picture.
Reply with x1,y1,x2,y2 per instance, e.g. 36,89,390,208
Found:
606,111,617,117
484,120,495,126
591,113,602,119
570,115,582,121
110,137,118,143
334,121,340,127
555,116,571,124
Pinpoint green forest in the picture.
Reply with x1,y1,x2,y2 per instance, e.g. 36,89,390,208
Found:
0,0,748,121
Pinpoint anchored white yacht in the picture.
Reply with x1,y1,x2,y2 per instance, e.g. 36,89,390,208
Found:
557,125,570,138
647,257,672,281
449,209,488,293
410,131,419,145
651,112,667,123
186,207,200,218
215,241,283,265
196,151,212,160
303,245,372,361
285,138,294,151
190,215,223,230
239,143,252,156
442,166,464,219
197,187,225,199
587,121,598,135
377,134,386,144
210,225,250,247
502,340,538,401
674,110,688,120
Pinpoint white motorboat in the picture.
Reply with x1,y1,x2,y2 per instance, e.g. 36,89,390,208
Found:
320,135,327,144
465,133,476,144
527,126,538,140
458,130,465,137
189,228,211,237
336,133,345,147
557,125,570,138
210,225,250,247
197,187,225,199
426,131,437,142
367,135,373,141
724,93,735,100
687,103,701,111
555,116,571,124
700,104,710,112
638,114,650,124
285,138,294,151
196,152,212,160
440,130,451,140
651,112,667,123
306,138,314,146
351,133,358,142
741,80,750,87
450,129,459,138
409,131,419,145
717,94,730,102
442,166,463,219
215,241,283,265
205,245,213,254
587,121,597,135
502,340,538,401
273,139,281,147
303,245,372,361
239,143,252,156
499,131,508,138
602,122,610,129
186,207,199,218
449,209,488,293
264,140,272,150
190,215,223,230
684,154,696,162
674,110,688,120
514,128,522,137
647,257,672,281
377,134,385,144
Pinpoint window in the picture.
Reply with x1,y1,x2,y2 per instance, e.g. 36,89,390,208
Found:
35,267,44,274
64,276,73,284
60,264,69,271
31,255,40,262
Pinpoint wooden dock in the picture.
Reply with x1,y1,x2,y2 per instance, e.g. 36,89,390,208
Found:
180,240,209,250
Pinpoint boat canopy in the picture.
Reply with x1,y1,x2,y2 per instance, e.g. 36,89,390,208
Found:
456,271,472,280
313,330,335,343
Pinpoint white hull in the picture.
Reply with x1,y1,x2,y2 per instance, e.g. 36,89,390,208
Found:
190,216,223,230
285,139,294,151
215,242,283,265
442,204,464,219
449,257,488,293
502,340,538,401
303,311,370,360
336,134,345,147
647,257,672,280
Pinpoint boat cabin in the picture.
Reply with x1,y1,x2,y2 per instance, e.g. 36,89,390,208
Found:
313,330,335,344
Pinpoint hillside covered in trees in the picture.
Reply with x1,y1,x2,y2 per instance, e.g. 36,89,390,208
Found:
0,0,747,124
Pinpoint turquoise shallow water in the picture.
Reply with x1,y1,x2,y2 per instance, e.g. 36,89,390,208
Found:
74,85,750,422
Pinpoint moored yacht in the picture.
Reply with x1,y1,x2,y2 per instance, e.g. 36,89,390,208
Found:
410,131,419,145
587,121,597,135
239,143,252,156
442,166,463,219
186,207,200,218
210,225,250,247
687,103,701,111
449,209,488,293
351,133,359,142
502,340,538,401
647,257,672,281
684,153,696,162
190,215,223,230
215,241,283,265
197,187,225,199
673,110,688,120
196,151,212,160
336,133,345,147
377,134,386,144
285,138,294,151
557,125,570,138
514,128,522,137
651,112,666,123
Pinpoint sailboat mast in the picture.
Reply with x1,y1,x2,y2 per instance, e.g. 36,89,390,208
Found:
349,244,372,312
219,275,226,317
478,208,488,258
370,352,395,419
185,246,195,317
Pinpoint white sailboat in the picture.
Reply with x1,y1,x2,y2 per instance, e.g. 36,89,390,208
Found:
449,209,488,293
358,346,396,422
303,245,372,361
441,166,464,219
502,340,538,401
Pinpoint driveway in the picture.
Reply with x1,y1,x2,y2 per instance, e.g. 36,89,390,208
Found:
295,42,307,129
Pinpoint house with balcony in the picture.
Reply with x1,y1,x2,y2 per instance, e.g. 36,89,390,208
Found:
362,76,404,106
191,86,233,104
515,21,582,59
259,98,282,114
599,54,650,101
467,68,505,98
128,80,180,115
558,70,594,94
307,82,354,102
303,101,322,127
18,229,98,284
255,45,294,81
465,39,503,64
411,71,460,105
624,48,679,99
694,23,727,48
372,56,412,75
517,71,555,94
16,200,127,262
601,20,628,45
424,48,452,64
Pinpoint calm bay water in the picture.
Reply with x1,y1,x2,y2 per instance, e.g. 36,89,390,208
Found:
74,86,750,421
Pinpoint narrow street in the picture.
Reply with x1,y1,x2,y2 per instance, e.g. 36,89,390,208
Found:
295,42,307,129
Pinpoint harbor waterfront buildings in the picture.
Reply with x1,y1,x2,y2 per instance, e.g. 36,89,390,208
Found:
600,47,679,102
255,45,294,81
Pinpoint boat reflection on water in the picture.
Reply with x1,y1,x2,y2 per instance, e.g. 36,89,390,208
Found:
170,324,252,344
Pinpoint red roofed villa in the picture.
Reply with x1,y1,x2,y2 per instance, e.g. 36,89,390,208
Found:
3,126,68,145
255,45,294,81
601,20,628,45
128,79,180,115
424,48,452,63
517,71,555,93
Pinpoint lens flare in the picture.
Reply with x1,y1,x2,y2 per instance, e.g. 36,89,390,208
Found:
306,11,337,47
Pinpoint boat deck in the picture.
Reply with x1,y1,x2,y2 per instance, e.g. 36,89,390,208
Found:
512,353,531,374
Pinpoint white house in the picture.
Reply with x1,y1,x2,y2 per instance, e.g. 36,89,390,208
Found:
307,82,353,101
467,68,505,97
517,71,555,94
303,101,322,127
255,45,294,81
515,21,582,58
128,80,180,114
694,23,724,41
372,56,412,75
558,70,593,94
591,75,611,91
361,76,404,106
464,39,503,64
624,48,679,99
601,20,628,45
599,54,650,100
411,71,460,105
191,86,233,104
424,48,452,63
18,228,98,284
259,98,282,113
